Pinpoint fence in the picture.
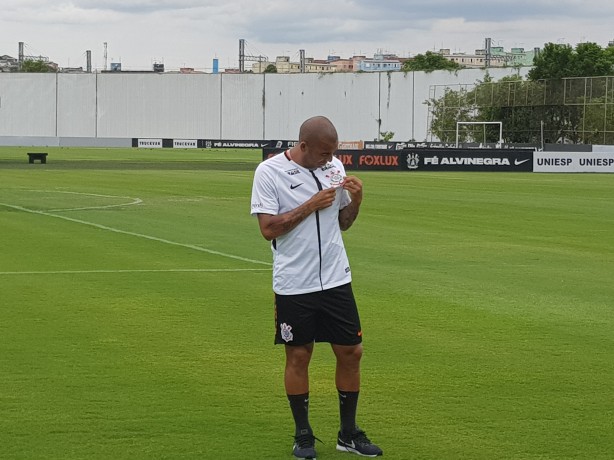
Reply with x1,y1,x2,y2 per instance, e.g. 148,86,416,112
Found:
428,76,614,145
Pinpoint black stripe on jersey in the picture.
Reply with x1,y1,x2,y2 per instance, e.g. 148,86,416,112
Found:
310,171,324,290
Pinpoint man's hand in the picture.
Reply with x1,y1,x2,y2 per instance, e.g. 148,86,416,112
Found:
257,188,337,241
339,175,363,231
342,176,362,204
341,176,363,204
310,187,337,210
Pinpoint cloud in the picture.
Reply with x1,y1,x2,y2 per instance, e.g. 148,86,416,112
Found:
67,0,207,14
1,0,613,70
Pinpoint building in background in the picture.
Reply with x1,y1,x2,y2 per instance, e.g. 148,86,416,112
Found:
0,40,546,74
251,55,337,73
0,55,19,72
439,46,539,68
250,53,404,74
356,52,402,72
327,55,369,72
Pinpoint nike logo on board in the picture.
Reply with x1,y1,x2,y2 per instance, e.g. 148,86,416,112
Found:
514,158,531,165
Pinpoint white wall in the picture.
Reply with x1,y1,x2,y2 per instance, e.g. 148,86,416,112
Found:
263,72,380,141
0,67,531,142
57,74,97,137
378,71,415,141
0,74,56,136
96,73,221,138
221,74,265,139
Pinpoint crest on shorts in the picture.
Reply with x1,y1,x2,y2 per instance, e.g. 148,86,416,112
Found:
280,323,294,342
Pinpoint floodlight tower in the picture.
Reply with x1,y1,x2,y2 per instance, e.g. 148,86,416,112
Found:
239,38,245,72
485,37,492,68
104,42,108,71
18,41,24,70
239,38,268,73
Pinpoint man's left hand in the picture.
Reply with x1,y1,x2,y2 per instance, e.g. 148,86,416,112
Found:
342,176,363,202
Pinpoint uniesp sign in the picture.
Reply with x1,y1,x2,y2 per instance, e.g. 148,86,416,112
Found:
534,152,614,172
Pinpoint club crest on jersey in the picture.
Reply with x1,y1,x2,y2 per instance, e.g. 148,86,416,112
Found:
280,323,294,342
325,168,345,187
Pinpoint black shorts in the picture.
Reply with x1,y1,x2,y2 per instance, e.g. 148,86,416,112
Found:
274,283,363,346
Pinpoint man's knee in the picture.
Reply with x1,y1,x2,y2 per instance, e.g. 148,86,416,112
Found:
334,343,363,365
285,344,313,369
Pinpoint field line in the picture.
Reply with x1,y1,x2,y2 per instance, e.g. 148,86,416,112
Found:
0,268,270,276
0,202,271,266
19,189,144,212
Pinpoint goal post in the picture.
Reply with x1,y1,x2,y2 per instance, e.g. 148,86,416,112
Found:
456,121,503,148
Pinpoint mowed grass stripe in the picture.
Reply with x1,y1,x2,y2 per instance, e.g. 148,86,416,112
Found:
1,147,613,459
0,202,270,267
0,269,271,275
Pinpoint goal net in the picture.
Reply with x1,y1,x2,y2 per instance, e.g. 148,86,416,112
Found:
456,121,503,147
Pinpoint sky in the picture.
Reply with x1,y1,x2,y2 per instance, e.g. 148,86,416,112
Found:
1,0,613,71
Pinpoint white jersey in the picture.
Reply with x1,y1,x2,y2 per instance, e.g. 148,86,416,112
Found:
251,151,353,295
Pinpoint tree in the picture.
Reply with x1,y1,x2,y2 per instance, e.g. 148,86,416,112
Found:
529,42,614,81
428,40,614,145
528,43,574,80
428,74,593,144
572,42,613,77
427,86,475,142
21,59,52,72
264,64,277,73
580,95,614,144
471,75,551,143
402,51,462,73
379,131,394,142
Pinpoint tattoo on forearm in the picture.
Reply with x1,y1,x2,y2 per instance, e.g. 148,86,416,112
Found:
339,203,360,231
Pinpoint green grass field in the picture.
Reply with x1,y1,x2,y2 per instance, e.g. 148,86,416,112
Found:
1,146,613,459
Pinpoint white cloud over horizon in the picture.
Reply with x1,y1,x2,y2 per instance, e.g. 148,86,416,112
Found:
1,0,613,71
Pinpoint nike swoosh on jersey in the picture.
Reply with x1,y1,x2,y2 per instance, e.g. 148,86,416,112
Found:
290,183,304,189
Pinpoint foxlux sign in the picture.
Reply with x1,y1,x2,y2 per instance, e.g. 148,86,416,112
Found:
262,149,406,170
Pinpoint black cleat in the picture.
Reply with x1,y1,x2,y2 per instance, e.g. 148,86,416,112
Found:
292,432,319,459
336,427,383,457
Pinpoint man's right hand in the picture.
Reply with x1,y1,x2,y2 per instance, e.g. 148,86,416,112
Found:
257,188,337,241
309,188,337,211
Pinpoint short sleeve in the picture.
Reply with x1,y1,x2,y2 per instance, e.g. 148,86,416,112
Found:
250,162,279,216
337,161,352,209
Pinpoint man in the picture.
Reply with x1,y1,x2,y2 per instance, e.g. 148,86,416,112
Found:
250,116,383,459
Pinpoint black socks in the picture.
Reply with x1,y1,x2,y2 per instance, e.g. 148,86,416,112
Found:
288,390,360,437
288,393,312,436
338,390,359,435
